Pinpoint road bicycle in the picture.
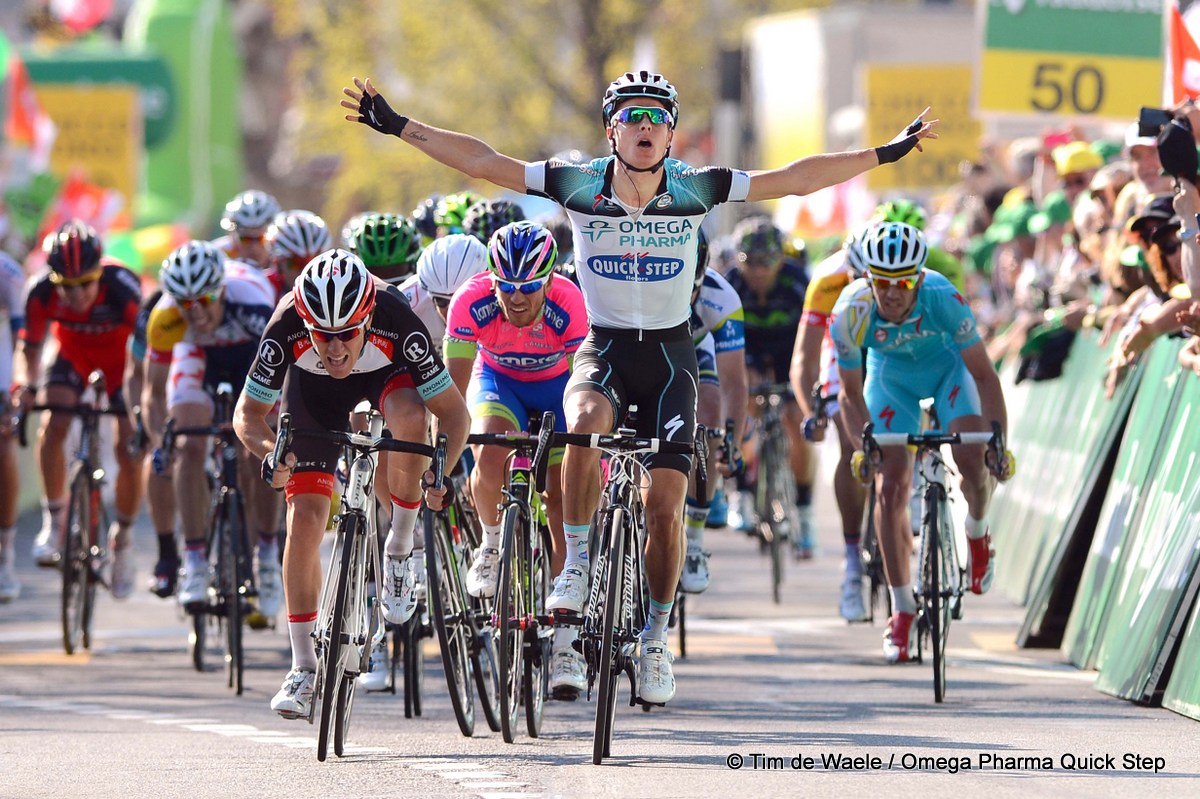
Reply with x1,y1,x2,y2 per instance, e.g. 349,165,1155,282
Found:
670,423,720,660
750,382,798,604
271,411,442,761
422,456,503,738
19,370,123,655
861,421,1003,703
858,477,889,625
552,427,694,765
467,412,556,743
160,382,256,694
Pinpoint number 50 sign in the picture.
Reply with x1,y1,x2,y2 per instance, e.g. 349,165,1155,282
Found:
977,0,1162,120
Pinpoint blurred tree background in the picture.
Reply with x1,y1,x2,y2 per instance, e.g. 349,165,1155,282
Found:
260,0,829,228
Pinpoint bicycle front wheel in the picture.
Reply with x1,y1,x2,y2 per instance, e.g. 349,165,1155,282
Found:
496,505,527,744
860,484,891,624
593,506,628,765
524,523,551,738
217,491,246,695
922,487,949,703
317,515,358,762
424,509,476,737
61,468,92,655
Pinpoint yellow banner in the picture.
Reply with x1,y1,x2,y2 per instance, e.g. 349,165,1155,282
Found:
37,84,142,206
864,64,981,192
979,50,1162,120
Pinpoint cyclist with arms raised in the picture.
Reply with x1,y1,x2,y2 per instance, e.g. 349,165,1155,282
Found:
235,250,469,718
829,222,1014,663
342,69,938,703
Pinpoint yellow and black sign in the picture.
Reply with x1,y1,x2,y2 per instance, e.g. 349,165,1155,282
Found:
864,64,981,192
37,84,142,206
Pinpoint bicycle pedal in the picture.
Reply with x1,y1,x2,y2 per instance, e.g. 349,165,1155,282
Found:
551,685,580,702
635,697,666,709
548,609,584,626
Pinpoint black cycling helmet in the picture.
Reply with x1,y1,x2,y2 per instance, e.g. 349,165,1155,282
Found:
733,217,786,261
45,220,103,281
462,200,526,245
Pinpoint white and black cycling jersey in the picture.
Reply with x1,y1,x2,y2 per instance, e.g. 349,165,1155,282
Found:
526,156,750,330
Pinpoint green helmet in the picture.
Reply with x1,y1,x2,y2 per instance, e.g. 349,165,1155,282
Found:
434,191,484,235
733,216,785,259
873,198,927,230
463,200,526,245
348,213,422,270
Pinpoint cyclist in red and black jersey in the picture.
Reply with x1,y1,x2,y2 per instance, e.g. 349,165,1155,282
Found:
9,221,143,598
235,249,469,719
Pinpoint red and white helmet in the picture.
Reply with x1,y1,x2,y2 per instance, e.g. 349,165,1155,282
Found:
293,248,376,329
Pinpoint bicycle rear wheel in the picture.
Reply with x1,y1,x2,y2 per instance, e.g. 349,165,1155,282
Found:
317,516,358,762
524,524,551,738
860,483,891,624
760,427,788,604
593,506,628,765
61,469,91,655
496,505,527,743
217,492,246,695
424,509,476,737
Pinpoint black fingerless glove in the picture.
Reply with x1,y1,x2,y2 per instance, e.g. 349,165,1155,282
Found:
874,116,924,165
356,89,409,138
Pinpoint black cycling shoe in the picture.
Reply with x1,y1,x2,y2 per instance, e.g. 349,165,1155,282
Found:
150,558,180,598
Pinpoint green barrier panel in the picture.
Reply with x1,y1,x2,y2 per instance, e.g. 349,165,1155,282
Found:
1093,366,1200,703
989,329,1142,606
1061,337,1187,668
1163,576,1200,720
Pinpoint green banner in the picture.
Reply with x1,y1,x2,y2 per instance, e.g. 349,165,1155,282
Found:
1061,338,1187,668
984,1,1162,58
1094,366,1200,703
989,329,1140,606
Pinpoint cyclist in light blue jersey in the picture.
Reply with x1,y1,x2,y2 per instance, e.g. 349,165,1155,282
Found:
343,69,938,704
829,222,1015,665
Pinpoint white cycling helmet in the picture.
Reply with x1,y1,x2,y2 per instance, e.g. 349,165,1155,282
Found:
601,70,678,126
267,210,333,263
860,222,927,278
220,190,281,233
160,240,226,300
416,233,488,298
293,248,376,329
843,227,869,279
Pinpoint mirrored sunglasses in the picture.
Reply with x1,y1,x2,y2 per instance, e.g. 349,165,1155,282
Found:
307,321,367,343
179,289,222,310
493,276,548,295
612,106,674,126
870,275,919,291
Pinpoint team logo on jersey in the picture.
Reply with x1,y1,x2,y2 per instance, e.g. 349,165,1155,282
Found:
874,328,889,344
588,254,684,282
654,195,674,209
403,331,430,363
957,318,974,336
582,220,615,242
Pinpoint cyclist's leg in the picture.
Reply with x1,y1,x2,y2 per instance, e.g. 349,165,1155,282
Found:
782,398,817,557
378,375,432,624
939,362,994,594
32,357,83,562
167,345,217,605
831,409,868,620
0,391,18,600
681,376,719,593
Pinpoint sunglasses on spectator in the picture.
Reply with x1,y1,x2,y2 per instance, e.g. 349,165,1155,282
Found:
1158,240,1182,256
50,270,102,288
493,276,548,295
1062,174,1090,189
307,321,367,343
179,289,222,310
431,294,452,309
870,275,920,291
612,106,674,126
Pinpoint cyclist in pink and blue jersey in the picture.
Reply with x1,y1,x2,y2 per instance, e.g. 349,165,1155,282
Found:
444,221,591,699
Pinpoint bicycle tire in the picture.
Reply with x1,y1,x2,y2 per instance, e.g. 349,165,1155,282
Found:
458,503,501,733
923,487,948,703
424,509,476,737
593,505,628,765
317,515,357,762
333,672,357,756
61,468,90,655
524,523,551,738
762,425,787,604
860,483,891,624
496,504,527,743
218,493,245,695
190,612,207,672
401,618,424,718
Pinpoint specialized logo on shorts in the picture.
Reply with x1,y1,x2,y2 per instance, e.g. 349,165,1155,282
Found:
949,385,960,407
403,332,430,363
258,339,285,367
663,414,685,441
879,405,897,431
588,254,684,282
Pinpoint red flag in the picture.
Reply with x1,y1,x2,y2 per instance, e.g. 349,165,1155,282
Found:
4,51,56,170
50,0,114,34
1169,2,1200,103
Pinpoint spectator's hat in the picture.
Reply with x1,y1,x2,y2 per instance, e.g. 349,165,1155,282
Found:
1126,192,1176,234
1052,141,1103,177
1091,138,1123,164
1125,121,1158,152
1028,191,1073,234
1119,244,1149,269
985,197,1037,243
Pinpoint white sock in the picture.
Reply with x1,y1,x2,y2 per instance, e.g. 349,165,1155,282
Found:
288,614,318,671
481,521,501,551
964,514,986,540
845,543,862,577
563,522,590,569
892,585,916,615
0,527,16,568
684,502,707,551
386,495,420,558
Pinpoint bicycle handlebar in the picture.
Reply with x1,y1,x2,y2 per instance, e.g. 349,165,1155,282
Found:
273,412,439,461
465,410,557,493
863,421,1001,451
549,430,694,455
17,402,125,449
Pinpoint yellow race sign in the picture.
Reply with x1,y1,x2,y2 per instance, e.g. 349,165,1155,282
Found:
864,64,981,192
37,84,142,206
979,50,1162,119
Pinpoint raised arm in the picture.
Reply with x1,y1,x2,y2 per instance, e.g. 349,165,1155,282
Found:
342,77,527,193
746,108,939,202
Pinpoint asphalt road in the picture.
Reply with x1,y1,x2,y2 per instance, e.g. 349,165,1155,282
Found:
2,452,1197,798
